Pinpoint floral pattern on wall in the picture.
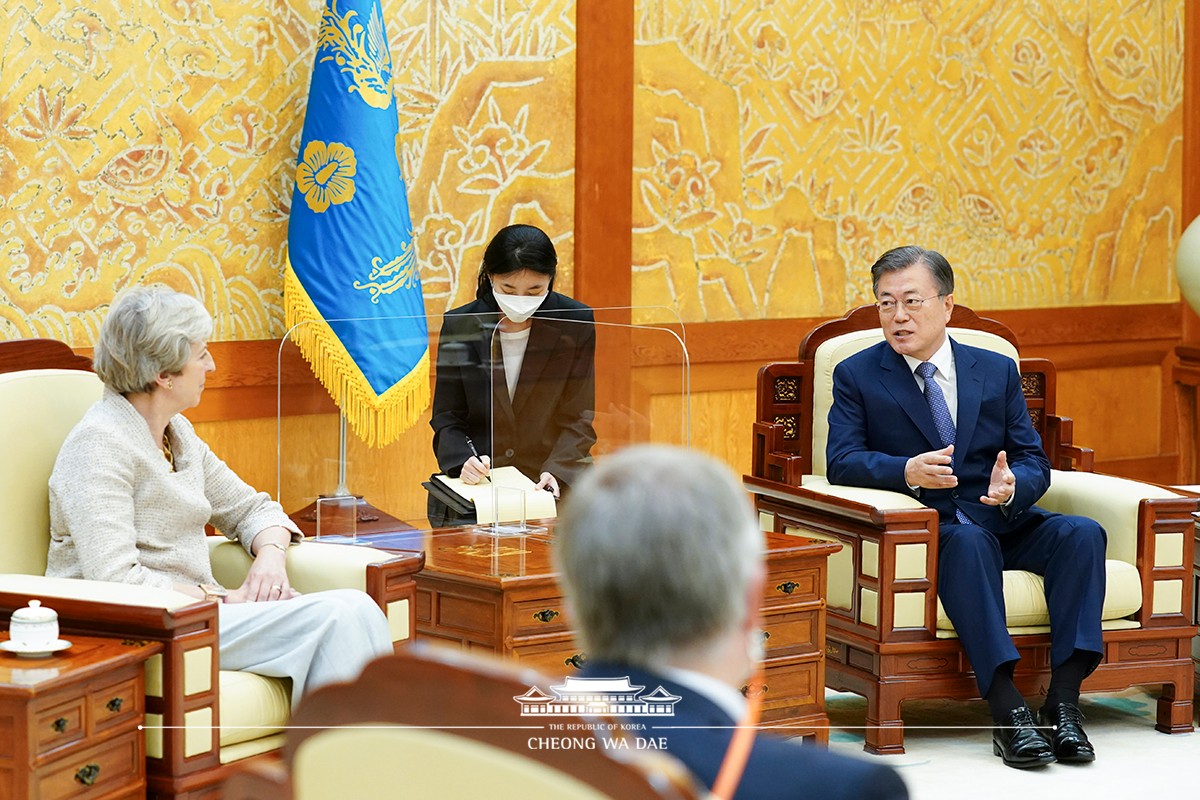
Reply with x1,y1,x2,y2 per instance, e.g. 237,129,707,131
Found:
0,0,575,343
0,1,1184,338
631,0,1184,323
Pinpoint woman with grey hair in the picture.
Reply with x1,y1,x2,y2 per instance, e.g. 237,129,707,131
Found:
47,285,393,707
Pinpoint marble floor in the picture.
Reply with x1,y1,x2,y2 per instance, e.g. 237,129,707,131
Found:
821,687,1198,799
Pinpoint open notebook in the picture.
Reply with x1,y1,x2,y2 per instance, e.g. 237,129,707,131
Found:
428,466,557,524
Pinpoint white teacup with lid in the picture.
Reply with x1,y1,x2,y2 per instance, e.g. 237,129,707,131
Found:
9,600,59,649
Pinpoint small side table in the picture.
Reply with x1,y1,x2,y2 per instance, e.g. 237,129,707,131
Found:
0,633,161,799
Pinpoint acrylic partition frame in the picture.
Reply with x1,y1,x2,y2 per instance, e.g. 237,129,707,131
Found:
275,311,448,548
275,307,689,553
480,308,690,536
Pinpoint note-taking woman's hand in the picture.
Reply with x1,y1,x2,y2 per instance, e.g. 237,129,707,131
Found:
535,472,560,499
461,454,491,484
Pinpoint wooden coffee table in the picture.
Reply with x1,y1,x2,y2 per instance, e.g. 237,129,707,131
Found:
0,633,162,799
353,524,840,742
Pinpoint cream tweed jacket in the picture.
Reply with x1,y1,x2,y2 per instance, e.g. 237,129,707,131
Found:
47,389,299,589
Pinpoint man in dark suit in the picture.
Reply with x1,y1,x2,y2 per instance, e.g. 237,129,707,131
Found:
825,245,1105,768
556,445,909,800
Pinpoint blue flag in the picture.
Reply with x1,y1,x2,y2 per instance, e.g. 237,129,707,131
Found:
286,0,428,446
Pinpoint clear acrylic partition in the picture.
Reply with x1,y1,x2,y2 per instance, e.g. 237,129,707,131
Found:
481,307,689,536
276,307,688,554
277,312,451,551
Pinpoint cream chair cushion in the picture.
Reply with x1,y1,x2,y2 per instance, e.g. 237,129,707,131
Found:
293,728,611,800
219,670,291,747
208,538,412,643
0,369,104,574
935,560,1142,632
206,541,416,757
1037,469,1181,566
800,474,926,509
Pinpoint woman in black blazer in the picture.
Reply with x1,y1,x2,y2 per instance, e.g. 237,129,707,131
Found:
428,224,596,525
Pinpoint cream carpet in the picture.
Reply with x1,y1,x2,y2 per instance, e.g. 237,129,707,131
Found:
822,688,1198,799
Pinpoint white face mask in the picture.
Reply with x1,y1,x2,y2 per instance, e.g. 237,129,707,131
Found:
493,288,547,323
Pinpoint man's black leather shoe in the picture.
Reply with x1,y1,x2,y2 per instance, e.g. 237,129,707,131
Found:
1038,702,1096,763
992,706,1055,768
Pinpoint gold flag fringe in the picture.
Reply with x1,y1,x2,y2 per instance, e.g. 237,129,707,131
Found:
284,261,430,448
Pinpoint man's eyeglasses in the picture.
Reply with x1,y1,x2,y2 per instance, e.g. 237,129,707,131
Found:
875,295,944,315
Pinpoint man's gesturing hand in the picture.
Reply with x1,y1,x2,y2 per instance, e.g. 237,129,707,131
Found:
904,445,957,489
980,450,1016,506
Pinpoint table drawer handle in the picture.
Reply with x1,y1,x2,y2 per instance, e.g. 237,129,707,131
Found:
775,580,799,595
740,683,769,697
75,763,101,786
761,630,771,641
53,717,69,733
106,696,124,713
532,609,560,624
564,653,588,670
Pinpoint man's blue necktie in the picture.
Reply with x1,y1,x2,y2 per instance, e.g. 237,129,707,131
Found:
916,361,970,524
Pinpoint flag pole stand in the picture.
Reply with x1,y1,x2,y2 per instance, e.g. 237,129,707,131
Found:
290,413,418,536
332,412,353,497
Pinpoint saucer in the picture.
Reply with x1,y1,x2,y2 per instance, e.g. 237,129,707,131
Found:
0,639,72,659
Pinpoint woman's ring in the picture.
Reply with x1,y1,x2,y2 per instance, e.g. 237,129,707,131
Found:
270,584,281,592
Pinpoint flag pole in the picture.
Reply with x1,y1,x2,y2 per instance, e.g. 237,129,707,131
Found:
330,411,380,527
284,0,430,537
330,411,387,527
294,411,384,532
335,412,351,497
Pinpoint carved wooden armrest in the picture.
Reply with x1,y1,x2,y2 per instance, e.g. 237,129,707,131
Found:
751,420,808,485
1045,413,1095,471
751,362,811,485
359,551,425,645
1132,496,1197,629
744,476,941,641
208,538,425,644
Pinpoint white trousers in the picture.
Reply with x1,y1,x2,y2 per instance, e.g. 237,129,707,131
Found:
217,589,393,709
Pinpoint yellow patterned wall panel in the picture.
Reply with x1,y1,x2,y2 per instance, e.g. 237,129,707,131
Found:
632,0,1183,323
0,0,575,344
408,56,578,315
2,1,1183,337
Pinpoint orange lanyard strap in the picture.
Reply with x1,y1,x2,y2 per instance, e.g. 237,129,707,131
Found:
710,669,763,800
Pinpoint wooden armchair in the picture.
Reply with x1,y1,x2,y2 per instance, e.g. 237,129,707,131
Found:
745,306,1197,754
0,338,425,799
223,644,702,799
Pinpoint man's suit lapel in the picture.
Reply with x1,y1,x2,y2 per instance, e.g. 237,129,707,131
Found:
877,345,944,451
951,339,983,464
